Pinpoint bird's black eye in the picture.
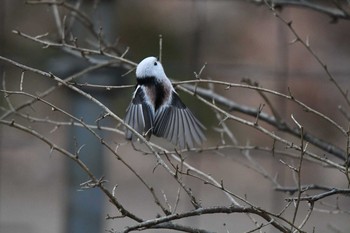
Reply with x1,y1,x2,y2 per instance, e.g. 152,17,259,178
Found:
154,62,157,66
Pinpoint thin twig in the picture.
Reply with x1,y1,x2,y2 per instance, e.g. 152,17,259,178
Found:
290,114,305,231
264,1,350,107
252,0,350,21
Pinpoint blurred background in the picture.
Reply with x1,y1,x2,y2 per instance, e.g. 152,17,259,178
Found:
1,0,350,233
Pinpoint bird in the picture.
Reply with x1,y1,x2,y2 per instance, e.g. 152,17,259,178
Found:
124,56,206,148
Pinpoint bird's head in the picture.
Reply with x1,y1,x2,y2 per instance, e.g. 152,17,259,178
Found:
136,56,167,80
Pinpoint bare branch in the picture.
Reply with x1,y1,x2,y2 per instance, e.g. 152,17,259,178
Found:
264,2,350,106
180,83,347,161
250,0,350,21
123,205,294,233
286,188,350,203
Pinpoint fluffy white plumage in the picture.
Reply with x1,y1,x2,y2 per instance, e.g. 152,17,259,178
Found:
124,56,206,148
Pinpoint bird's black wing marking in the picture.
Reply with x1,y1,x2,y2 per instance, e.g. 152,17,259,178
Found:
153,92,206,148
124,86,154,140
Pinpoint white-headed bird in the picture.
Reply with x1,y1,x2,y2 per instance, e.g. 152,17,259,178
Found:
124,56,206,148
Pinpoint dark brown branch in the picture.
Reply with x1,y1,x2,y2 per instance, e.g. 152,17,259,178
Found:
250,0,350,21
182,84,347,161
151,222,215,233
276,184,337,194
286,188,350,203
123,205,295,233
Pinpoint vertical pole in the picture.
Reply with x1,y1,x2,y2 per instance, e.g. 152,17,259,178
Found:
63,1,118,233
0,0,5,222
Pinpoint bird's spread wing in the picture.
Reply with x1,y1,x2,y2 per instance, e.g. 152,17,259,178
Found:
153,92,206,148
124,86,154,140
